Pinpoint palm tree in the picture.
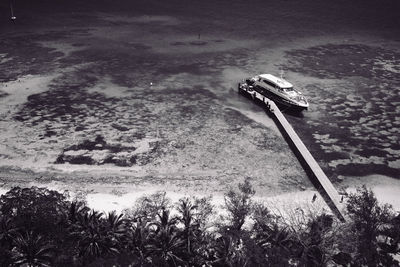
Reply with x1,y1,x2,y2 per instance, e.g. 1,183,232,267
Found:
345,186,396,266
129,218,152,266
224,178,255,232
104,211,128,251
0,215,18,266
105,211,127,236
177,197,199,255
210,234,249,267
71,210,119,263
66,201,89,225
0,214,18,247
0,215,19,266
252,204,295,265
296,214,335,266
147,208,184,266
12,231,54,267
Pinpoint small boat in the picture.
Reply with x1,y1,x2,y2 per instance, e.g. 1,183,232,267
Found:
238,74,309,110
10,1,16,21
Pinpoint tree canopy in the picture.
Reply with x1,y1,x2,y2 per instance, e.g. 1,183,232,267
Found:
0,183,399,266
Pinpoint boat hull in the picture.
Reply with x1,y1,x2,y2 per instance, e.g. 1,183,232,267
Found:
255,85,308,110
267,92,308,110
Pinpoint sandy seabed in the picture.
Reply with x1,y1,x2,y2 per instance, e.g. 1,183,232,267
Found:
0,0,399,215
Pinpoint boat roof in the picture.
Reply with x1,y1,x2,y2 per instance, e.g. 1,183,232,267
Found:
258,74,293,88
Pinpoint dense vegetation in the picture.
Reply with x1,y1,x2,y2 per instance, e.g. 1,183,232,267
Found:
0,179,399,266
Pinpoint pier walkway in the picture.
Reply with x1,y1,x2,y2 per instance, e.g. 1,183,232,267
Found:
266,100,346,221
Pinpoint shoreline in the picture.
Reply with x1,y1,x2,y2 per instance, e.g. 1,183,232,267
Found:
0,172,399,215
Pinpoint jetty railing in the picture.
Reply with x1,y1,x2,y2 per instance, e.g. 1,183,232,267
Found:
266,100,346,221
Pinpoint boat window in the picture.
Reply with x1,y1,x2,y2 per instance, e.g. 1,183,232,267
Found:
246,79,254,85
284,87,294,92
263,80,276,88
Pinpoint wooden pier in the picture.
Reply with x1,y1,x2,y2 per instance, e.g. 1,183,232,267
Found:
266,100,346,221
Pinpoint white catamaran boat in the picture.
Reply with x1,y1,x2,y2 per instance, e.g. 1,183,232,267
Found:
238,74,309,110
